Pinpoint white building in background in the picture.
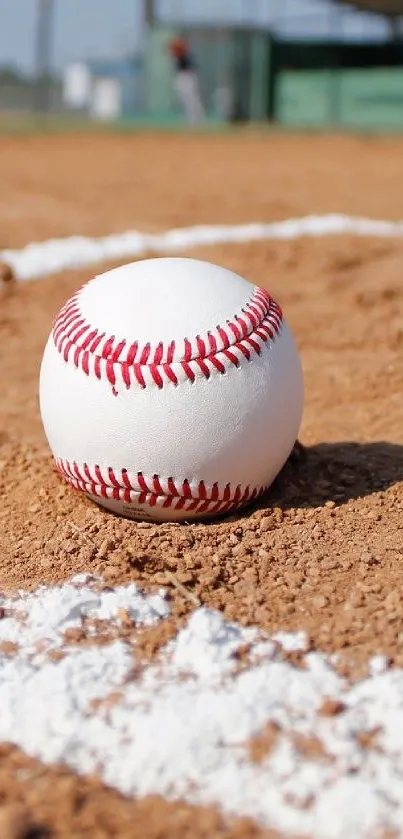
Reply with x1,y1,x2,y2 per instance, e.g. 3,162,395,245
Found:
62,62,92,109
62,56,142,120
89,78,123,120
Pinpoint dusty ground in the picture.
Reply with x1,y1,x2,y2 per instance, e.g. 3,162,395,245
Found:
2,131,403,248
0,130,402,838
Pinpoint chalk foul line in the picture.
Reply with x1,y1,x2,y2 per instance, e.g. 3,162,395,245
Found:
2,213,403,281
0,572,401,839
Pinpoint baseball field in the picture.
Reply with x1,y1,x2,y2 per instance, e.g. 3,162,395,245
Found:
0,129,403,839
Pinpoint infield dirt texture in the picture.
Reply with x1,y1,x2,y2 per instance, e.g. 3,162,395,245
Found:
0,130,402,839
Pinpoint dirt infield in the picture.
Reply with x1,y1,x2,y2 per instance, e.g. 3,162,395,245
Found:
2,131,403,248
0,130,403,838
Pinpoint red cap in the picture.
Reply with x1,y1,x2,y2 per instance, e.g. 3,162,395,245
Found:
169,36,188,58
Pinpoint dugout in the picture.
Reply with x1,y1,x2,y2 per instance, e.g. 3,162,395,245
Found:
141,2,403,130
272,0,403,130
272,38,403,129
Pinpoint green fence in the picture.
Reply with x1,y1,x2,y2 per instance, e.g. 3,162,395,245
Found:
276,68,403,130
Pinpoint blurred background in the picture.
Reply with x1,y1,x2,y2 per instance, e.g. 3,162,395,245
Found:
0,0,403,131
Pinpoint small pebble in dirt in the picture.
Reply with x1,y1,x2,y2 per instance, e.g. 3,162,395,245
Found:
0,262,15,283
0,804,38,839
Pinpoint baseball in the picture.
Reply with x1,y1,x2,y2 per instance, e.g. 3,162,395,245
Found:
39,257,303,521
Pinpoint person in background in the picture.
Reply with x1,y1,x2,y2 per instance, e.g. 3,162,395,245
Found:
168,35,205,125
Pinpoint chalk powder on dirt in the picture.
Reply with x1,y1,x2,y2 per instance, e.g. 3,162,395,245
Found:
0,574,402,839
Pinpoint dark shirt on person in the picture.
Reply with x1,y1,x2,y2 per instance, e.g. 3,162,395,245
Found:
174,53,194,72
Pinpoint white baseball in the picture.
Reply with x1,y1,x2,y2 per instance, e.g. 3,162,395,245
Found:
39,257,303,522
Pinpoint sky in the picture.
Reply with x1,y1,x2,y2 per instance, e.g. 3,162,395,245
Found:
0,0,390,75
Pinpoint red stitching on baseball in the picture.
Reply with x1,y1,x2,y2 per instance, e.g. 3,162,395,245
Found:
52,286,282,390
55,459,266,515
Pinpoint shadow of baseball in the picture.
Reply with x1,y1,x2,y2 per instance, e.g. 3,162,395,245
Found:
244,439,403,516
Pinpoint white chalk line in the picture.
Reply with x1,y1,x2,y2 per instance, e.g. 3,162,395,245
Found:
0,573,402,839
2,213,403,281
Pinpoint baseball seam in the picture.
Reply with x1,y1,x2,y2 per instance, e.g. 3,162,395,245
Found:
52,285,283,390
56,459,266,515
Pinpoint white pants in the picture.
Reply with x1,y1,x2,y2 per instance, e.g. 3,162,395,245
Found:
174,70,205,124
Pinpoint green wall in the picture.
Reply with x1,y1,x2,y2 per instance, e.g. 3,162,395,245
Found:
142,27,181,119
276,70,333,126
276,68,403,130
340,68,403,128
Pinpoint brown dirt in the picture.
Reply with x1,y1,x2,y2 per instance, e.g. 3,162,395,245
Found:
1,131,403,249
0,130,403,837
0,745,293,839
